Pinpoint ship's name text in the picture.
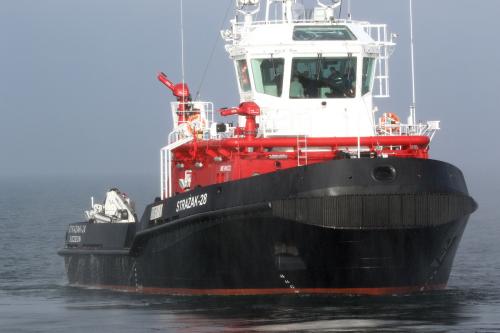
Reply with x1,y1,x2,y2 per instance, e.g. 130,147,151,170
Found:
150,204,163,220
68,225,86,234
69,235,81,243
176,193,208,213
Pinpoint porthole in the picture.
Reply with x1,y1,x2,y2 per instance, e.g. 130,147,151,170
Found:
372,165,397,182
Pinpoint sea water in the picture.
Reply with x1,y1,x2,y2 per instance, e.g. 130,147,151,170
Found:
0,175,499,332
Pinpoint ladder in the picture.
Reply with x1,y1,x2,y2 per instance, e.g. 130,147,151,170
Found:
296,135,308,166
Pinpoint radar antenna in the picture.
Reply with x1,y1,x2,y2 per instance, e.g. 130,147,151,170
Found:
317,0,342,21
236,0,260,15
317,0,342,10
237,0,260,25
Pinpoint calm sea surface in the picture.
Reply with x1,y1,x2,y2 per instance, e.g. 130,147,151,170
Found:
0,175,499,332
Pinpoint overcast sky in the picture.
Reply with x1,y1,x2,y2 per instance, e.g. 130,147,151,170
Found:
1,0,499,211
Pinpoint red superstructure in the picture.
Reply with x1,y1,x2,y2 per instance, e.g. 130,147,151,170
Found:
158,74,430,197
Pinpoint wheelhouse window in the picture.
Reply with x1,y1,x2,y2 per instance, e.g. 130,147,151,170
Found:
251,58,284,97
362,58,376,95
293,26,356,41
236,59,251,92
290,57,357,99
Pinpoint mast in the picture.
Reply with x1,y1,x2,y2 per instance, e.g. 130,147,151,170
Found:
409,0,417,126
180,0,186,91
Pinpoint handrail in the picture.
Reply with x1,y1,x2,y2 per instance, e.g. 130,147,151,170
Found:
375,122,440,139
168,101,214,145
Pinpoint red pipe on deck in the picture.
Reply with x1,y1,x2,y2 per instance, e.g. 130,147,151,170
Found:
179,136,430,150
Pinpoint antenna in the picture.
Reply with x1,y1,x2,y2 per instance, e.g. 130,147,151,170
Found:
347,0,351,20
180,0,186,90
409,0,417,126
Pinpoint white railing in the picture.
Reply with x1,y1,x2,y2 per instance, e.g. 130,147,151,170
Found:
259,107,439,142
232,17,360,28
160,146,169,199
361,23,395,98
376,121,440,141
160,136,194,199
225,17,372,43
168,101,214,145
160,101,214,199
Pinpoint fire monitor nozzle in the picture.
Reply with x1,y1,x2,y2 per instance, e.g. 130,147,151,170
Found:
157,72,191,99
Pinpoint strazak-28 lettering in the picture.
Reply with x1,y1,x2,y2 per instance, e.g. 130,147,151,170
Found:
176,193,208,213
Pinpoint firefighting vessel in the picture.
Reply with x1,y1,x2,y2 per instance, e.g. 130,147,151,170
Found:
58,0,477,295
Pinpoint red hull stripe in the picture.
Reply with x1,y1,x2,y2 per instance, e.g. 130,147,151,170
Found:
81,284,447,296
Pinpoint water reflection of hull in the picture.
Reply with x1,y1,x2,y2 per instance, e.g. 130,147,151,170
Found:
59,158,476,295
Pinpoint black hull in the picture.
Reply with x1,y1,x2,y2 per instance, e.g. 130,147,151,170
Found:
59,158,476,295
